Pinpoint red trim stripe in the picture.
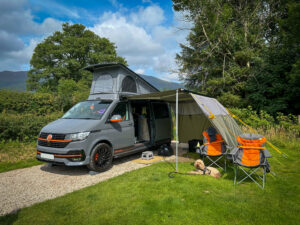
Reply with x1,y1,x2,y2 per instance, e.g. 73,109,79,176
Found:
114,146,134,153
38,138,72,143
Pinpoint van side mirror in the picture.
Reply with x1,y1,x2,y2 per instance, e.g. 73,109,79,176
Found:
110,114,123,123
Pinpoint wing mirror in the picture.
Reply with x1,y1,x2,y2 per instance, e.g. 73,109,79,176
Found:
110,114,123,123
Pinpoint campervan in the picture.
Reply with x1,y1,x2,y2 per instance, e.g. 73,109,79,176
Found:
36,63,172,172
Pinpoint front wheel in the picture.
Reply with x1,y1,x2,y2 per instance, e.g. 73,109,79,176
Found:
87,143,113,172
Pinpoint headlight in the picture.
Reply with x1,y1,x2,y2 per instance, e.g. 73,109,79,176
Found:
65,132,90,141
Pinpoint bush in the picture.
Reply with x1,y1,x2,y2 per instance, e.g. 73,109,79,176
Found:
0,90,61,115
0,112,63,142
229,106,300,138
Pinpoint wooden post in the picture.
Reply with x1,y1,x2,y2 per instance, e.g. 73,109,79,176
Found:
298,115,300,125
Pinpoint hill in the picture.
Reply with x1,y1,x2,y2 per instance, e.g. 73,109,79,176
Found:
0,71,27,91
0,71,183,91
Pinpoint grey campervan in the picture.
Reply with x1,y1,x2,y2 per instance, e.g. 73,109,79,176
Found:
36,63,172,172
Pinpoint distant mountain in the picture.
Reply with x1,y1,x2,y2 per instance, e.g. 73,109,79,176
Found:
0,71,184,91
0,71,27,91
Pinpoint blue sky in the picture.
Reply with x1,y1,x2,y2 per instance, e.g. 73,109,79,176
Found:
0,0,190,82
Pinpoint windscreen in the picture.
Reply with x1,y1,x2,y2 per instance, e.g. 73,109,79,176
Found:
62,100,111,119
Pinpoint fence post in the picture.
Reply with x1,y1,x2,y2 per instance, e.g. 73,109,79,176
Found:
298,115,300,125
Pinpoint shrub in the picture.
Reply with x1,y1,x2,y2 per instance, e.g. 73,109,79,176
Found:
0,90,61,115
0,112,63,142
229,106,300,138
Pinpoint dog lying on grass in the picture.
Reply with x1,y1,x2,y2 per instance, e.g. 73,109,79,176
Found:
188,159,221,178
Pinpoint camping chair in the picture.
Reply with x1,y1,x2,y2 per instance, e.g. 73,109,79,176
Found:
197,127,227,171
231,133,271,189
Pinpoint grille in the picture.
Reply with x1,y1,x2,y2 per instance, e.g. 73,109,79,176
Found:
40,132,66,140
38,140,70,148
38,132,69,148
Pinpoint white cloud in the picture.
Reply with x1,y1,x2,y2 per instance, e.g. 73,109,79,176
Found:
0,31,24,53
0,0,62,35
89,5,185,82
161,72,181,82
135,68,145,74
108,0,123,9
90,12,164,67
0,1,187,83
0,38,41,70
0,0,62,71
130,5,164,27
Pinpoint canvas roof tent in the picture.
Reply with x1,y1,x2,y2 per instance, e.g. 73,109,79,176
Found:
128,89,242,171
84,63,159,100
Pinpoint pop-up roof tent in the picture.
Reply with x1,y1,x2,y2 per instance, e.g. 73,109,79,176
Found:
84,63,159,100
128,89,242,171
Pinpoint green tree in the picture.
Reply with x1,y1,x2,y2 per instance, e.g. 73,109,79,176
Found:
27,23,126,92
247,1,300,115
173,0,280,107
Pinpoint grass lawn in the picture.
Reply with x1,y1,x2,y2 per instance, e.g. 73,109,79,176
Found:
1,139,299,225
0,141,43,173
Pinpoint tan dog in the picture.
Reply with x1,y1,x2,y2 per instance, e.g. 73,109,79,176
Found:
188,159,221,178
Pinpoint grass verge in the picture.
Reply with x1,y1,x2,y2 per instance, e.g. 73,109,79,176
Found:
0,141,43,173
0,139,299,225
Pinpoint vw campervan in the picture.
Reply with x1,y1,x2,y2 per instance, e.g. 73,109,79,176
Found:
36,63,172,172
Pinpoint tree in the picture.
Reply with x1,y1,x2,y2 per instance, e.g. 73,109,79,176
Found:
173,0,281,107
247,1,300,115
27,23,126,92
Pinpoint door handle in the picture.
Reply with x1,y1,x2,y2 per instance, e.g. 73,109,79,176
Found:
128,122,133,126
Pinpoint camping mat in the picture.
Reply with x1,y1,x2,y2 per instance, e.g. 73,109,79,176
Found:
132,156,164,164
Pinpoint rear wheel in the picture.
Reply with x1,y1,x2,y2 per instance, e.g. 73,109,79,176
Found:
87,143,113,172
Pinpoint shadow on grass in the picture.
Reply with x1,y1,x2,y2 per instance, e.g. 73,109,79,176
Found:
0,210,19,225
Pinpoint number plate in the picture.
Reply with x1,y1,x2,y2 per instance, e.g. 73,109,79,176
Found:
40,153,54,160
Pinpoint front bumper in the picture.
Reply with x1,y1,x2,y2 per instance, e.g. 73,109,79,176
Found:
36,141,90,166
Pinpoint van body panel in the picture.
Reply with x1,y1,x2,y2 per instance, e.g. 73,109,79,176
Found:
41,119,99,134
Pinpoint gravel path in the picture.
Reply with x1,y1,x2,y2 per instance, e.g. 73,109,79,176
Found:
0,154,147,216
0,143,189,216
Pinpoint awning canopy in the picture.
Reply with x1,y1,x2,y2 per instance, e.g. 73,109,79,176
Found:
128,89,242,148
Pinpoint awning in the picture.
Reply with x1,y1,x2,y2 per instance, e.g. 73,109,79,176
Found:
128,89,242,171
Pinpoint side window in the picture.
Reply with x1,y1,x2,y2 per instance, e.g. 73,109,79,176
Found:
121,76,137,93
152,102,169,119
111,103,129,121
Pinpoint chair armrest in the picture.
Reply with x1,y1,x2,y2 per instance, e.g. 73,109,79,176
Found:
229,147,239,156
263,149,272,158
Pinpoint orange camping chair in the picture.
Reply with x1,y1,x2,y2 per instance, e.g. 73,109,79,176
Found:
197,127,227,171
231,133,271,189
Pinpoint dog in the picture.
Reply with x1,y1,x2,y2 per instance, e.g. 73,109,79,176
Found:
188,159,221,178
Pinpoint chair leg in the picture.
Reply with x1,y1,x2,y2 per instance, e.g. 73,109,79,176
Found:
235,166,265,189
206,156,225,171
234,165,237,185
263,167,266,189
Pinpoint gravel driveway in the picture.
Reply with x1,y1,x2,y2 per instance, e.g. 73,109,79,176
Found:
0,154,148,216
0,143,189,216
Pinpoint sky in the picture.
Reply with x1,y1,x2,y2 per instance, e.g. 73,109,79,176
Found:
0,0,191,82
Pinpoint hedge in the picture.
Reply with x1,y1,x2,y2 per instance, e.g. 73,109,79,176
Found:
0,112,63,142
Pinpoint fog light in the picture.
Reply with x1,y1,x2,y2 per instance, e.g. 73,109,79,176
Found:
71,157,82,162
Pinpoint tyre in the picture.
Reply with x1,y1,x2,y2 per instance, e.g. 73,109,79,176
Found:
87,143,113,172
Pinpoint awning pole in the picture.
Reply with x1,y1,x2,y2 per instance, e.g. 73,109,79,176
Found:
176,89,179,171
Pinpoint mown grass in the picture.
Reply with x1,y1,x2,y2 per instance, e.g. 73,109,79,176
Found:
1,139,299,225
0,141,43,173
